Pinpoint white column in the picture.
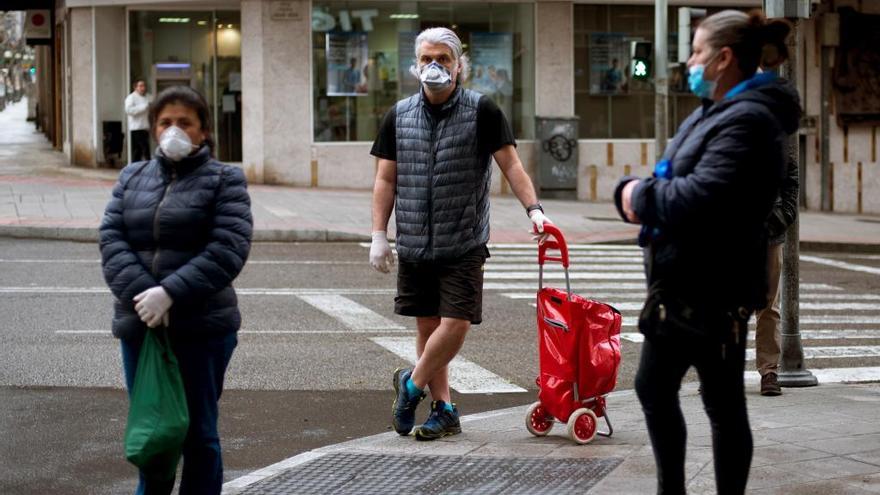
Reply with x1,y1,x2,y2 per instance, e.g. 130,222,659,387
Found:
69,7,96,167
535,1,574,117
241,0,312,185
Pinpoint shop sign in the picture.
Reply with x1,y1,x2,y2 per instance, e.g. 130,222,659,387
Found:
312,9,379,32
271,1,302,22
25,10,51,40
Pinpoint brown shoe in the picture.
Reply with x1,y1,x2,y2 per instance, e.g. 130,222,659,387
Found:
761,373,782,396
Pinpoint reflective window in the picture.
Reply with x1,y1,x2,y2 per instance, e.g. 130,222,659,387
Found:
129,11,242,162
573,5,705,139
312,2,535,142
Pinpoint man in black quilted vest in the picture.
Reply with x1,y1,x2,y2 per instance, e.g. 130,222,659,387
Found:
370,27,549,441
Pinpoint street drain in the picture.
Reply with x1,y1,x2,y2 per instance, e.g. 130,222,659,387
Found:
240,452,623,495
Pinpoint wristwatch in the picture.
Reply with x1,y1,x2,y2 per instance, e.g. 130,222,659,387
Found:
525,203,544,215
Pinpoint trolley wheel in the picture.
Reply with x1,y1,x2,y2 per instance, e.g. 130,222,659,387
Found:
525,401,553,436
566,408,598,444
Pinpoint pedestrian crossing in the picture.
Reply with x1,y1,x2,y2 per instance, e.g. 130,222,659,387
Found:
481,243,880,385
23,243,880,391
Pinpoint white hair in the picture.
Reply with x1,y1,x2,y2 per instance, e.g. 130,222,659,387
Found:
408,27,471,82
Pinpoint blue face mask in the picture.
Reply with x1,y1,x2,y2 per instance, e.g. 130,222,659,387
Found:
688,56,719,100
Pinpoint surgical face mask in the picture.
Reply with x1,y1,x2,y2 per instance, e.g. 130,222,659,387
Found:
419,61,454,91
159,125,197,162
688,54,720,100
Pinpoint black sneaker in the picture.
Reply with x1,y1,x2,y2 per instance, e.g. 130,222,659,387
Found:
415,400,461,441
761,372,782,396
392,367,425,435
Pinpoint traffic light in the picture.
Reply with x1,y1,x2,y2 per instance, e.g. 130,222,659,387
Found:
631,41,652,81
29,67,36,76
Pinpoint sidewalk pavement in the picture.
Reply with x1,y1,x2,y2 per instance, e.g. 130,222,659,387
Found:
223,383,880,494
1,99,879,249
5,101,880,494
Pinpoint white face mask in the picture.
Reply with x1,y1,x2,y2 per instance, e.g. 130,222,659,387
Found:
159,126,197,162
419,61,454,92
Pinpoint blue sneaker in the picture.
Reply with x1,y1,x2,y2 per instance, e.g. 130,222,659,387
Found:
415,400,461,441
392,367,425,435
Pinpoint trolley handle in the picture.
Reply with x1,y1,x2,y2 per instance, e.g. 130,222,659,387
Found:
537,223,569,268
536,223,572,299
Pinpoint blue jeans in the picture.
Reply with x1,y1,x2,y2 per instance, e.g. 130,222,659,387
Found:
122,330,238,495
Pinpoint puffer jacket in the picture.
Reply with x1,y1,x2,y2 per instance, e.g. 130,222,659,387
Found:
99,146,253,340
620,77,800,314
394,87,491,261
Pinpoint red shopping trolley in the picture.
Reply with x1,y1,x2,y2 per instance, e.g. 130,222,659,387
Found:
524,224,623,444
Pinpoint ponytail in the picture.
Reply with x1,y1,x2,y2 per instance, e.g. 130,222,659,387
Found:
758,14,792,69
699,9,792,76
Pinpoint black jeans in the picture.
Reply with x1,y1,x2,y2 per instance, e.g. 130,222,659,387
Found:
131,130,151,162
635,320,752,495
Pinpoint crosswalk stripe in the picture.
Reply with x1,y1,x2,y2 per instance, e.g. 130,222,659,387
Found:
484,282,647,290
487,256,644,263
370,337,526,394
622,330,880,344
615,315,880,329
502,292,880,301
54,329,416,335
298,295,404,330
504,294,880,312
800,255,880,276
746,346,880,361
485,263,643,272
488,243,642,251
485,272,645,280
486,250,642,257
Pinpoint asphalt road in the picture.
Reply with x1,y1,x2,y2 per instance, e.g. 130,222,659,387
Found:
1,238,879,494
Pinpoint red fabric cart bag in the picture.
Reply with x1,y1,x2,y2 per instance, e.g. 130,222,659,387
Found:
536,286,622,423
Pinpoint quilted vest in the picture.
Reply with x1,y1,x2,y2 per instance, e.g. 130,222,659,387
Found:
394,87,491,262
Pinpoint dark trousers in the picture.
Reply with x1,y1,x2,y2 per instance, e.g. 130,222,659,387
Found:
121,331,238,495
131,130,151,162
634,320,752,495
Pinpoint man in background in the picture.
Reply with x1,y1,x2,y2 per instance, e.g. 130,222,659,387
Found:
124,79,152,162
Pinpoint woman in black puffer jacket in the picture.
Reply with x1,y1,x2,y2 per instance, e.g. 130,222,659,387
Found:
615,10,799,495
100,85,252,495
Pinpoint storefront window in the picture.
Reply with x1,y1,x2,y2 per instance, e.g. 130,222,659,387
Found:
574,5,703,139
129,11,242,162
312,2,535,142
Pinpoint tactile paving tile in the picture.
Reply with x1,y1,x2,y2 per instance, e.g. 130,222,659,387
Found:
240,452,623,494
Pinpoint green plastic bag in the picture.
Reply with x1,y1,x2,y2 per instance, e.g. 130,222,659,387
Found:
124,327,190,481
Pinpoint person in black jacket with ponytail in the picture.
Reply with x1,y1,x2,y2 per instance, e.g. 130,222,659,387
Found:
614,10,800,495
100,86,253,495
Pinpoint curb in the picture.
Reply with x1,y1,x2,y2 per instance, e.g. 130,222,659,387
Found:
1,225,879,251
0,225,371,243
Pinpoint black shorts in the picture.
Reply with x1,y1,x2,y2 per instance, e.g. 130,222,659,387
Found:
395,246,490,324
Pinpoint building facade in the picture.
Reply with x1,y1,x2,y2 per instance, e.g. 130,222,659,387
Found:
30,0,880,213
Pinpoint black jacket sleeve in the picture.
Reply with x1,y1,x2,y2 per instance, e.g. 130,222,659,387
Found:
99,165,159,307
159,166,254,305
630,111,772,231
767,141,799,241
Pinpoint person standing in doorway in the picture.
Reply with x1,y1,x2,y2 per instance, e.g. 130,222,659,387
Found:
614,10,798,494
369,27,550,441
101,86,252,494
125,79,152,162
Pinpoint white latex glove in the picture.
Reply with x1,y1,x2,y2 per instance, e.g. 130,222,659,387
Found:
529,210,551,244
133,286,173,329
369,231,395,273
